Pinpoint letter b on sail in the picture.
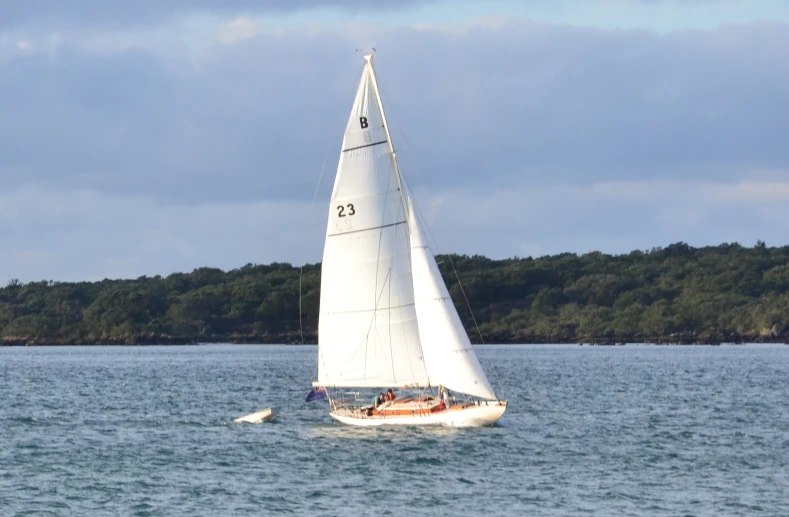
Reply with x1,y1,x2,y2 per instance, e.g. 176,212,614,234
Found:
359,117,368,129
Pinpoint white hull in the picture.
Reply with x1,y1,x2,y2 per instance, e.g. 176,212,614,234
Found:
330,401,507,427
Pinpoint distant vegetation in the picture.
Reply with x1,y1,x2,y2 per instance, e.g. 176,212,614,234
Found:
1,242,788,345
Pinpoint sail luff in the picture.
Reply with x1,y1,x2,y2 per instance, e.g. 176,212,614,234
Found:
365,54,411,232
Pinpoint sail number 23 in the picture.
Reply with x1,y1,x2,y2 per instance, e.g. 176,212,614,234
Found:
337,204,356,217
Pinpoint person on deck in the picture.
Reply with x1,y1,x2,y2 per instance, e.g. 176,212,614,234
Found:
439,388,450,410
386,389,396,402
377,393,386,407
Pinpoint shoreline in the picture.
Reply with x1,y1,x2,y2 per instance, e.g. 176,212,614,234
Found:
2,339,786,347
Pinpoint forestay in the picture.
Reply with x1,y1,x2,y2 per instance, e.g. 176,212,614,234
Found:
408,201,497,400
317,55,429,389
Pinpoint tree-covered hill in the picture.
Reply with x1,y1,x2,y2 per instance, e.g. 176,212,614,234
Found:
1,242,787,345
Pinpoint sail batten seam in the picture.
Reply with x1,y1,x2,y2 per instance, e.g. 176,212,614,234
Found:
327,220,406,237
342,140,388,152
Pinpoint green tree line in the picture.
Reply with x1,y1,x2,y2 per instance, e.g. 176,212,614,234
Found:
1,242,787,345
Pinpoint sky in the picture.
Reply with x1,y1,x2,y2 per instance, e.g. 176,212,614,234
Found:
0,0,787,282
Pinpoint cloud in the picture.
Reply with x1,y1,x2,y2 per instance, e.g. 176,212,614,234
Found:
0,17,787,280
411,179,789,259
0,186,322,282
3,178,787,283
216,17,259,45
1,20,787,200
586,179,789,202
0,0,434,28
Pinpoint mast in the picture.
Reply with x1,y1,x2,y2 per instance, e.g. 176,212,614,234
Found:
365,53,431,388
365,54,411,232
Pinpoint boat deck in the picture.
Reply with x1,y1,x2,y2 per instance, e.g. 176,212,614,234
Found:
330,399,507,426
333,396,481,419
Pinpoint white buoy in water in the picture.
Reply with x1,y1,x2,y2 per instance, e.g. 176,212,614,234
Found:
234,407,278,424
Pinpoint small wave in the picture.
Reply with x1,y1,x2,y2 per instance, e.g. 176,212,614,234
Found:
10,416,37,424
413,456,444,466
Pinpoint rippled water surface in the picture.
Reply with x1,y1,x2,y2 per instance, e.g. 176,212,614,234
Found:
2,344,788,516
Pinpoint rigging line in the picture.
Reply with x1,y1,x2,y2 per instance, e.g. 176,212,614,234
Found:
298,143,331,346
376,76,416,167
385,157,401,384
388,188,416,386
392,197,421,387
372,62,430,374
394,173,426,387
376,77,445,318
370,156,396,383
301,60,365,387
361,265,393,381
386,202,394,384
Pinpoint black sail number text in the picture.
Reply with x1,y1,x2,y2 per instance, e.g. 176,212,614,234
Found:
337,204,356,217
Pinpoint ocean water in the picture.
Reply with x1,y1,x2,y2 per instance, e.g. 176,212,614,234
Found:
1,344,788,516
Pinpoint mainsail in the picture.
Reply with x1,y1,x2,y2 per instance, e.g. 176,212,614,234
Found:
316,54,497,400
408,202,498,400
317,55,429,388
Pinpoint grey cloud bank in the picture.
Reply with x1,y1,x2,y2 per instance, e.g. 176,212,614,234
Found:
3,21,787,200
0,0,432,27
0,16,787,281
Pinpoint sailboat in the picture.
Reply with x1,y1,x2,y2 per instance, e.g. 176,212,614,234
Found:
312,54,507,427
